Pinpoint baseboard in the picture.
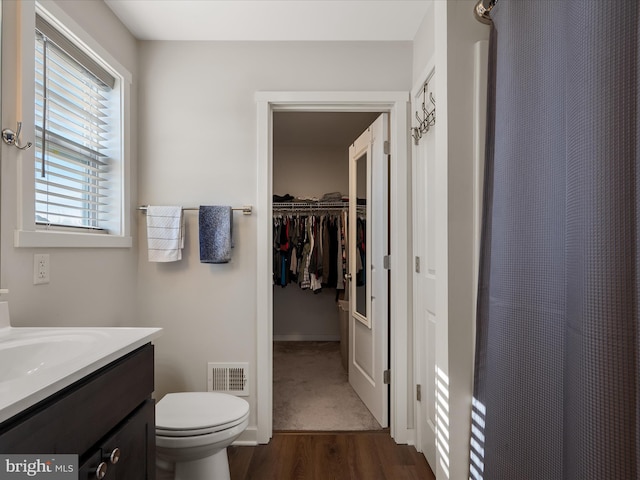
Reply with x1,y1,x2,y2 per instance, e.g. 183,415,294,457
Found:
273,334,340,341
233,426,258,446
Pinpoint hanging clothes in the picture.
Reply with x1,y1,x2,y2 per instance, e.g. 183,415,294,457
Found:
356,217,365,286
336,214,345,291
272,208,359,295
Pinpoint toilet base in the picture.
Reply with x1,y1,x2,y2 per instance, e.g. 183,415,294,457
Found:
174,448,230,480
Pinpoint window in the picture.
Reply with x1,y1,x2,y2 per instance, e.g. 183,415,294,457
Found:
14,4,131,248
35,14,115,232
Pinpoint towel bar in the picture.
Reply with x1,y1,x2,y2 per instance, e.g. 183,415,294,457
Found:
137,205,252,215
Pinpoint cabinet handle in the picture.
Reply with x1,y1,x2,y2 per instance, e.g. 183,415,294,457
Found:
95,462,108,479
104,447,121,465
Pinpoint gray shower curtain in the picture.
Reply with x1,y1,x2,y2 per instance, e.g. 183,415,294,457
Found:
472,1,639,479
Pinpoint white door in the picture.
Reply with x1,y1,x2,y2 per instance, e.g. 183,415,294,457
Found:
413,75,438,470
348,113,389,428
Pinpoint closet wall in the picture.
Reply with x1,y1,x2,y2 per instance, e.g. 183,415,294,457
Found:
272,112,378,340
273,145,349,199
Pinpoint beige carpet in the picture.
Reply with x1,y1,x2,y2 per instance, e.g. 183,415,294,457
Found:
273,341,382,431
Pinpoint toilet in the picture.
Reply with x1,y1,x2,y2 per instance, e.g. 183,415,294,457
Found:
155,392,250,480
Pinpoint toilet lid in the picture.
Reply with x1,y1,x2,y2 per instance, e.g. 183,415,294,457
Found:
156,392,249,433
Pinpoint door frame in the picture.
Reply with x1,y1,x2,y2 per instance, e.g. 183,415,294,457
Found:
255,91,411,444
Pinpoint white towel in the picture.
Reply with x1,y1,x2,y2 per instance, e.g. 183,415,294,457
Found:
146,206,185,262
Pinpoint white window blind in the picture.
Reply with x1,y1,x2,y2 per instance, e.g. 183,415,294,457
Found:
35,15,116,231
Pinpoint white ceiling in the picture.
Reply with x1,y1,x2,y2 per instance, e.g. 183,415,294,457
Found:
104,0,430,41
103,2,421,150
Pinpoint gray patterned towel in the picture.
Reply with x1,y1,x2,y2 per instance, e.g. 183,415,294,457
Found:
199,206,232,263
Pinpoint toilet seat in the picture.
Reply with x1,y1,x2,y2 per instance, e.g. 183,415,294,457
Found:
156,392,249,437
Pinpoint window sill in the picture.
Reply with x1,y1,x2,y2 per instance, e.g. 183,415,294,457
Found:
15,230,132,248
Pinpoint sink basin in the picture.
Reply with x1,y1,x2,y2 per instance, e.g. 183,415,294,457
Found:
0,332,104,382
0,322,162,424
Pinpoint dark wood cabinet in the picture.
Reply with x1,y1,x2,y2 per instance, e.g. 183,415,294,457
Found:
78,399,154,479
0,344,156,480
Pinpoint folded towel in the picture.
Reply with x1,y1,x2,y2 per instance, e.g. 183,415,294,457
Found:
199,206,233,263
146,206,184,262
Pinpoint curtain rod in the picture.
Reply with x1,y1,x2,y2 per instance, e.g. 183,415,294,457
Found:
475,0,497,24
137,205,253,215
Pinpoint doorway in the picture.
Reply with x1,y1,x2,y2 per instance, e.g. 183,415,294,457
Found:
255,92,411,445
271,111,382,431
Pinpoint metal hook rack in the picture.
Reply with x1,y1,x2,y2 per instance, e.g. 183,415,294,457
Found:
2,122,33,150
411,81,436,145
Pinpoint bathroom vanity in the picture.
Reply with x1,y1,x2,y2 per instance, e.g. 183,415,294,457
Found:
0,319,161,480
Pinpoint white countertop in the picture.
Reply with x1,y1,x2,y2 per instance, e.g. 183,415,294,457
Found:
0,326,162,424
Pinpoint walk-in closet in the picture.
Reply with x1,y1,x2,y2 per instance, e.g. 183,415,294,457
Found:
272,111,383,431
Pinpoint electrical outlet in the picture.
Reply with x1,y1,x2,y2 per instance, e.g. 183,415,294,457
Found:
33,254,50,285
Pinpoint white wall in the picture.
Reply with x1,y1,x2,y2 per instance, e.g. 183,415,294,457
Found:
411,1,490,478
273,287,340,340
445,3,489,478
136,40,412,440
0,0,139,328
412,1,435,87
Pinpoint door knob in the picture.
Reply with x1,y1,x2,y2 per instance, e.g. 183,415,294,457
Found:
345,273,352,281
104,447,120,464
95,462,107,479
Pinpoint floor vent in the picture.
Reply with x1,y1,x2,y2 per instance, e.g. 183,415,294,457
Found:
207,362,249,396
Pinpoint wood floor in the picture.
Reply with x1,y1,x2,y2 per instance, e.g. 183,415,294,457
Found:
228,431,435,480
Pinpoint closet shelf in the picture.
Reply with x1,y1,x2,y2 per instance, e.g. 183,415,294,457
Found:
273,201,364,213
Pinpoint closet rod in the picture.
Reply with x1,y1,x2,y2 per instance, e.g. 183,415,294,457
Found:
273,201,348,209
273,201,365,212
137,205,253,215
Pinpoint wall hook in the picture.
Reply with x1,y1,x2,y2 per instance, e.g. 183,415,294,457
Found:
2,122,33,150
412,82,436,146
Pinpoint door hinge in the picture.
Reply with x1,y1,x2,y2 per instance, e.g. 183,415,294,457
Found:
383,255,391,270
416,384,422,402
415,256,421,273
384,140,390,155
383,370,391,385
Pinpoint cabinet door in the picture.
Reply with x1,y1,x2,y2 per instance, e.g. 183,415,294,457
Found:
79,400,155,480
79,451,103,480
105,399,155,479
